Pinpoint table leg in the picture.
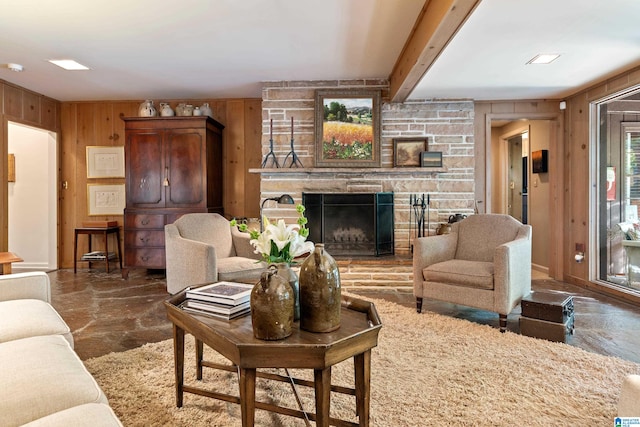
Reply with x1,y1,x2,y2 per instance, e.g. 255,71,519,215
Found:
104,230,110,273
314,366,331,427
115,228,123,270
173,324,185,407
239,368,256,427
1,263,11,274
196,339,204,380
354,350,371,426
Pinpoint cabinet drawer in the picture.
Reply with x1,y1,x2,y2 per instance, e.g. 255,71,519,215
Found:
125,248,165,268
125,214,165,229
125,230,165,248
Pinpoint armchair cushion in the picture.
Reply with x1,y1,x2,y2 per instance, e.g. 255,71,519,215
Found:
424,259,494,290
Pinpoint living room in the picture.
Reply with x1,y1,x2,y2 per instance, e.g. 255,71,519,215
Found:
1,0,640,425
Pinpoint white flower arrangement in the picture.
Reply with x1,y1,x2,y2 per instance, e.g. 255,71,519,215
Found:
231,204,314,264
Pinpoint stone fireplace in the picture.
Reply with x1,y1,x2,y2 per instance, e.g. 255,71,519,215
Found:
303,192,393,257
255,79,476,256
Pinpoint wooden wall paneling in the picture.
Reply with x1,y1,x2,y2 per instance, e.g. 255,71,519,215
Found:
41,97,58,130
224,100,246,218
22,91,40,124
3,84,22,119
244,99,262,218
59,103,78,267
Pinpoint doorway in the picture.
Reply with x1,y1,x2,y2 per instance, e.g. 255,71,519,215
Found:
7,121,58,271
491,119,554,276
506,131,528,224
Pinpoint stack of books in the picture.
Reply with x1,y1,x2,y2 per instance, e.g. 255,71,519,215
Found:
81,251,117,261
179,281,254,320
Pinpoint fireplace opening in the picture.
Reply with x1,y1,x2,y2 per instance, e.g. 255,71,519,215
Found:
302,192,394,256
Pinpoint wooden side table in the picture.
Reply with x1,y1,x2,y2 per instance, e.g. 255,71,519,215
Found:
74,226,123,273
0,252,23,275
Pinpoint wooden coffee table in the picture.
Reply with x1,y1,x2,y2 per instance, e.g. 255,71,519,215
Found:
165,291,382,427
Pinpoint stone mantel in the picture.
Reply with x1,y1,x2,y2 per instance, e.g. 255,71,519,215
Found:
249,167,446,175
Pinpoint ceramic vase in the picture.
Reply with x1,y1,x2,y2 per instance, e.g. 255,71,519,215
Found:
299,243,341,332
200,102,213,117
138,100,157,117
273,262,300,321
250,266,294,340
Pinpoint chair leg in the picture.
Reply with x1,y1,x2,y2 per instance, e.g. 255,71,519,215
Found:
499,314,507,333
416,297,423,313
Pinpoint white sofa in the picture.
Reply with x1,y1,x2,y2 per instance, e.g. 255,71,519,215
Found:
619,374,640,417
0,272,122,427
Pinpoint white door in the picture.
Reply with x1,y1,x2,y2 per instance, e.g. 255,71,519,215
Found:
8,122,58,271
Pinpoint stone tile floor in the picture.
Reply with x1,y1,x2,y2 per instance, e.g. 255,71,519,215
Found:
46,268,640,364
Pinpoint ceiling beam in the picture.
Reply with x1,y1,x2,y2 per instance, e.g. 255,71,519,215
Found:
389,0,481,102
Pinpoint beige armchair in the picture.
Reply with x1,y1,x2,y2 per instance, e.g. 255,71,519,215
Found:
413,214,532,332
165,213,266,294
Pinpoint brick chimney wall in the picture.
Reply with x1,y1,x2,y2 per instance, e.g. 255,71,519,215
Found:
256,79,475,256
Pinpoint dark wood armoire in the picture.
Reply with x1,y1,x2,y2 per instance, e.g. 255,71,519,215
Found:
122,116,224,278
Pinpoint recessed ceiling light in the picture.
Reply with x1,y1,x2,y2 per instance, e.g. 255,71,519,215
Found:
3,63,23,72
526,54,560,65
48,59,90,70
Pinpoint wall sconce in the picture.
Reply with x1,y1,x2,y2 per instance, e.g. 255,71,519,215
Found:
260,194,294,231
574,252,584,263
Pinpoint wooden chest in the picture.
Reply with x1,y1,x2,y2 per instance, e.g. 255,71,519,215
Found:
521,292,574,323
520,315,575,343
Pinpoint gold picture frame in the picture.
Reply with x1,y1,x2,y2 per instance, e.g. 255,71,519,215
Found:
393,138,427,167
315,89,381,167
8,154,15,182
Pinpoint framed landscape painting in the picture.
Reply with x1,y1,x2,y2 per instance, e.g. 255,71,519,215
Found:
393,138,427,167
315,89,381,167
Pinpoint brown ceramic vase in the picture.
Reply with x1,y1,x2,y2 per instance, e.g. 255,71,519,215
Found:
250,266,294,340
273,262,300,321
299,243,341,333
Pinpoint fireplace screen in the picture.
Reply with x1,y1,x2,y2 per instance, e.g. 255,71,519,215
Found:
302,192,394,256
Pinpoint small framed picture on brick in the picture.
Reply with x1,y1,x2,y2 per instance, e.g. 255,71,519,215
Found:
420,151,443,168
393,138,427,167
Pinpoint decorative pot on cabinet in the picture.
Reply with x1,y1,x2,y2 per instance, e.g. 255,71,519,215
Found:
199,103,213,117
138,100,157,117
159,103,174,117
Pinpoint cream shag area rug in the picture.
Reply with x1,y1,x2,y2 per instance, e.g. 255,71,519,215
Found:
85,297,639,426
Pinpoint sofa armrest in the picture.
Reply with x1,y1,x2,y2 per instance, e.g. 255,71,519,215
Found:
619,374,640,417
413,233,458,293
165,224,218,294
0,272,51,303
493,233,532,313
231,226,261,260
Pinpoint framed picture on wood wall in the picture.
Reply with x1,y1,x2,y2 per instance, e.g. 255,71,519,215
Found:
86,146,125,178
393,138,427,167
87,184,126,216
315,89,381,167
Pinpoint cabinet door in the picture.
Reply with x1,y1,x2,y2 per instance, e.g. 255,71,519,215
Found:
126,131,164,207
165,129,205,207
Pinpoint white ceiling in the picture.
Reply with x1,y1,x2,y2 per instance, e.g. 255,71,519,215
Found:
1,0,639,103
